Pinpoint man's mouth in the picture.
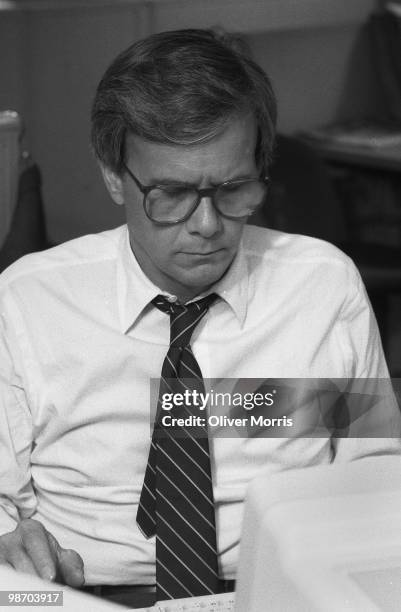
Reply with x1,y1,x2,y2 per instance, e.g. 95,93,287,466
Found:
181,249,224,256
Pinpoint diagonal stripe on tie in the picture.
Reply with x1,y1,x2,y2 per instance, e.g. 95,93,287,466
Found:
156,490,218,558
170,312,208,346
162,430,212,480
137,293,220,600
157,444,215,508
156,511,219,576
157,537,215,594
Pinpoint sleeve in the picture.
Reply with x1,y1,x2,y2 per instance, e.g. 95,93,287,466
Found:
0,292,37,536
332,259,401,461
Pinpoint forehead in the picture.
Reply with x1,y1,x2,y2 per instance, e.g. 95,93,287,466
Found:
125,114,258,183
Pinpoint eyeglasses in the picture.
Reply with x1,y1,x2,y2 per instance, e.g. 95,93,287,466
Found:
122,162,269,225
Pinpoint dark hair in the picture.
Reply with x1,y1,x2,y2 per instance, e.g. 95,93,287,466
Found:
91,28,277,175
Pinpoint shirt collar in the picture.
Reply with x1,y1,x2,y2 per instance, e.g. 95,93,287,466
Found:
210,241,248,325
116,226,249,333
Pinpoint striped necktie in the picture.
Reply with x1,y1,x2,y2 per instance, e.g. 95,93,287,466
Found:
137,294,219,601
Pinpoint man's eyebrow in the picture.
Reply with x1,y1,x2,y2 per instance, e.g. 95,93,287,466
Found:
210,172,258,186
145,175,196,187
146,172,257,187
224,172,257,182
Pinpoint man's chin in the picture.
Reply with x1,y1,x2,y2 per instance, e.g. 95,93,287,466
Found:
176,260,231,293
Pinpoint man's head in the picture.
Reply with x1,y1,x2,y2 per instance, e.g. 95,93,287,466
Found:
91,29,277,301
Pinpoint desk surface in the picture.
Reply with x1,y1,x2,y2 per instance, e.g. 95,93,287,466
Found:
310,140,401,173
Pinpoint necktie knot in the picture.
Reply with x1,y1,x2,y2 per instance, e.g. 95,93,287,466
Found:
152,294,218,348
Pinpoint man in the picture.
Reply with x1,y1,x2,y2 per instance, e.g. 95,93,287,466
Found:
0,29,400,609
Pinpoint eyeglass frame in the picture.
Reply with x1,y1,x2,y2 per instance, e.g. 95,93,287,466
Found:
122,162,269,225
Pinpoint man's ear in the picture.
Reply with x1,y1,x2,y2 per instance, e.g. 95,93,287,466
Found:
100,164,125,206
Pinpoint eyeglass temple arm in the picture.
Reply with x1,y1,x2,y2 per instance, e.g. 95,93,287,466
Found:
122,163,153,195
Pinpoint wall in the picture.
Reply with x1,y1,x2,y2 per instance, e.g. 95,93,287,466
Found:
22,6,150,242
0,13,28,121
248,23,384,134
0,6,383,243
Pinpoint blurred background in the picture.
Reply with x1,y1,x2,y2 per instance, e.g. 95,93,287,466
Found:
0,0,400,373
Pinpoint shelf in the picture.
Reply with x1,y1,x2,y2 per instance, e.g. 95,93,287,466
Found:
311,141,401,173
0,0,377,33
0,1,148,9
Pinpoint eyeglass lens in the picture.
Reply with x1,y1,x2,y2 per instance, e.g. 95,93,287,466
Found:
146,180,267,223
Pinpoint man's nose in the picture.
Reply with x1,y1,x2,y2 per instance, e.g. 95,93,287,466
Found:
186,196,222,237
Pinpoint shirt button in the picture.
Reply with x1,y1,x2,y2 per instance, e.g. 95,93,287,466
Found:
167,295,178,303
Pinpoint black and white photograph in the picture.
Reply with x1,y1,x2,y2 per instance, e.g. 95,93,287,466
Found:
1,1,401,610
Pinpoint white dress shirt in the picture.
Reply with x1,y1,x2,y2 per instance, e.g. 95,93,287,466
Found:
0,224,400,585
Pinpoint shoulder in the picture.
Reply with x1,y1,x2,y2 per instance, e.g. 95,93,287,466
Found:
0,225,125,294
241,224,363,299
242,224,358,279
242,224,352,267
